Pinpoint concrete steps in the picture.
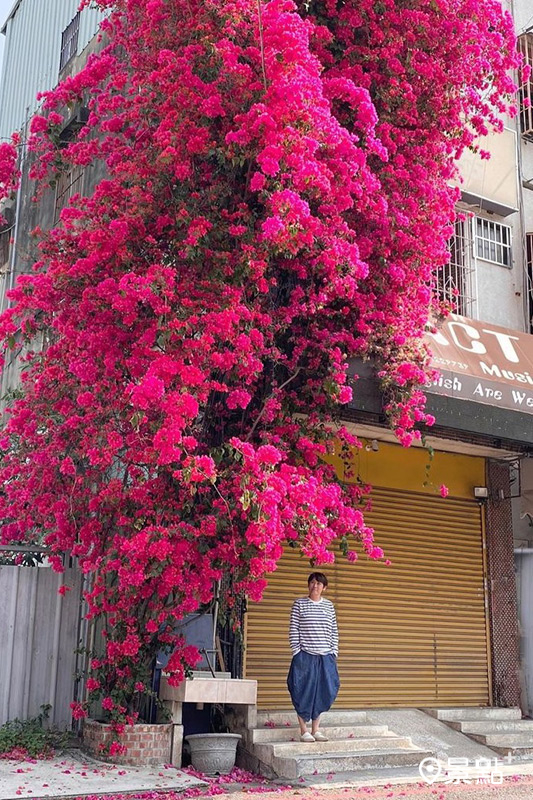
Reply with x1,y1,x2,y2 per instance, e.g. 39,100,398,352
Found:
254,734,414,760
270,748,431,778
243,711,431,779
422,707,533,761
423,707,521,722
258,710,369,726
447,720,533,734
469,732,533,746
251,724,389,743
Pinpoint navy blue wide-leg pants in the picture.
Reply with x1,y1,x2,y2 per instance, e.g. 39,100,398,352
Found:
287,650,340,722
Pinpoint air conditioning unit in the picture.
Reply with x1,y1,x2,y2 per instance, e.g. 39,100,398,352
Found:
0,202,14,231
0,202,15,271
59,106,89,143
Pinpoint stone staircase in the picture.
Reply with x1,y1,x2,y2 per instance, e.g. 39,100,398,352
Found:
423,707,533,761
241,710,433,779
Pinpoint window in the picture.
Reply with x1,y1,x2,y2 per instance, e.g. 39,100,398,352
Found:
54,106,89,223
439,219,475,317
474,217,511,268
54,164,85,223
518,35,533,142
59,12,80,73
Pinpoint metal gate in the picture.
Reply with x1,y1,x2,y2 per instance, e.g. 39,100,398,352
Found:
246,487,490,708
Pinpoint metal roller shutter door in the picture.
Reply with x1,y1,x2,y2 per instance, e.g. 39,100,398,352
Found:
245,487,490,708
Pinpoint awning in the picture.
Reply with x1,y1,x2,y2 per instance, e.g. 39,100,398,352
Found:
425,315,533,415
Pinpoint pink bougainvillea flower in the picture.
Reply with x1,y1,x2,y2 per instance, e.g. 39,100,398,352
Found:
0,0,518,749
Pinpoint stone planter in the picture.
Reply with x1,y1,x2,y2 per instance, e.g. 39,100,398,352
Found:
185,732,242,775
82,719,172,766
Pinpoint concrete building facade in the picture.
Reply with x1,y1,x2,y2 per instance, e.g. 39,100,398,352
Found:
1,0,533,719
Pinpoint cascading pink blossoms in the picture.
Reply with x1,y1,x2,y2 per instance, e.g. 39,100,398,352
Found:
0,0,518,734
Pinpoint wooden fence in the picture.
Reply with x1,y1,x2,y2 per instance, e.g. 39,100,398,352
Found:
0,562,83,729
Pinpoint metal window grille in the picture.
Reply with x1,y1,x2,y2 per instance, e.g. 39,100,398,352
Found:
0,231,9,268
518,35,533,142
527,233,533,335
439,218,476,316
486,460,522,707
54,164,85,223
59,12,80,73
475,217,512,268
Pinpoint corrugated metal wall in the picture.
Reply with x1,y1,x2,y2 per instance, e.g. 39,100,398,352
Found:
246,488,490,708
0,564,83,728
0,0,104,141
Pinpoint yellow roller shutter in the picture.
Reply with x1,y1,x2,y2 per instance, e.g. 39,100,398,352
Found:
245,487,490,708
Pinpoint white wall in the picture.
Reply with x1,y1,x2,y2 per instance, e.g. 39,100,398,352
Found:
515,553,533,715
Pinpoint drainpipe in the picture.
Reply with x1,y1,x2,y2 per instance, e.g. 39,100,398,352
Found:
512,0,533,332
212,579,221,667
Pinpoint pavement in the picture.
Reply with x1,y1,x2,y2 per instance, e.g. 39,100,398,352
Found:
3,708,533,800
209,779,533,799
3,754,533,800
0,749,207,799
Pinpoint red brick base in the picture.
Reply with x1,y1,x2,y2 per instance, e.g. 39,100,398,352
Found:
82,719,172,766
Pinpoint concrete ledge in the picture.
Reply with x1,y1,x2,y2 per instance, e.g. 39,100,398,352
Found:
160,674,257,704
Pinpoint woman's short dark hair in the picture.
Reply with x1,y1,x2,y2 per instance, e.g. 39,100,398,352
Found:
308,571,328,587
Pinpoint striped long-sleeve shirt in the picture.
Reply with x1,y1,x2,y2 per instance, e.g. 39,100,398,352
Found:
289,597,339,657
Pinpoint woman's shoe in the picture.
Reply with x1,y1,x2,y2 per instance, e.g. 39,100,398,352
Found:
313,730,328,742
300,731,315,742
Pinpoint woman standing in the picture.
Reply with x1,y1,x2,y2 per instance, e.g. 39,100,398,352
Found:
287,572,340,742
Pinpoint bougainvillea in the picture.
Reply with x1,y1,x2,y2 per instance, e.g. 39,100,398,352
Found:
0,0,518,734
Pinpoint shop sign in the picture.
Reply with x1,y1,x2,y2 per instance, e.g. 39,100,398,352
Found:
425,315,533,414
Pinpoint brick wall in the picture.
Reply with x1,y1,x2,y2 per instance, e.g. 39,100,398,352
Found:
83,719,172,766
